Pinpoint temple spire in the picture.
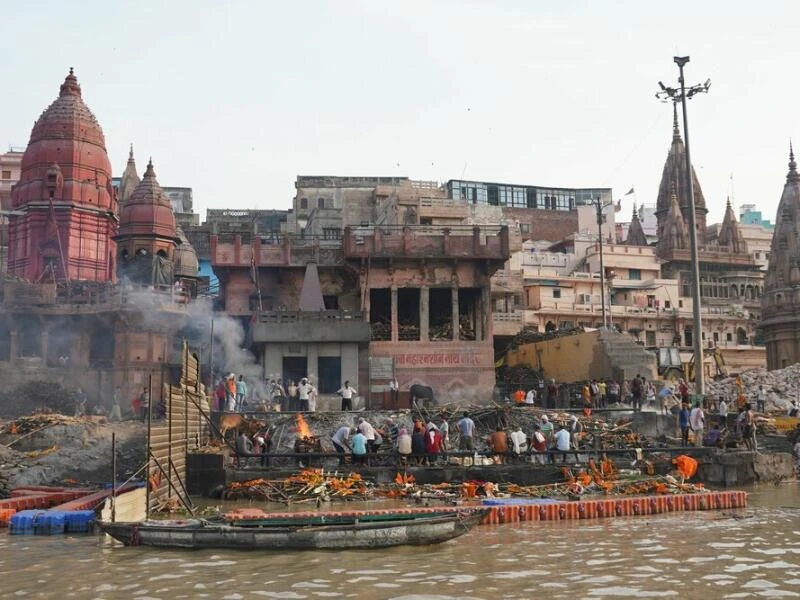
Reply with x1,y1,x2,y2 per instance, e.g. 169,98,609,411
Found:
789,140,798,182
672,102,681,141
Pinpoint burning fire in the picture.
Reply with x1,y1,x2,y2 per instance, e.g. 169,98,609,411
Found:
295,414,312,438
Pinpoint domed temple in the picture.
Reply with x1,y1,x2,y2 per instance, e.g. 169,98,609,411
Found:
115,158,179,286
0,70,204,409
7,69,117,282
761,146,800,369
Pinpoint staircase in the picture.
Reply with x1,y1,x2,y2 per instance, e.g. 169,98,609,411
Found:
598,329,657,383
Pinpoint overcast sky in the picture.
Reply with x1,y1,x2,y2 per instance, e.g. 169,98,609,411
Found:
3,1,798,226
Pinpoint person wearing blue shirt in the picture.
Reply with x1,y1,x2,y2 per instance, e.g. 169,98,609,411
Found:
679,402,691,446
236,375,248,412
351,430,367,465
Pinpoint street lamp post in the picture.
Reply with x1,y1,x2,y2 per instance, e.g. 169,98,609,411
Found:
656,56,711,396
592,197,611,328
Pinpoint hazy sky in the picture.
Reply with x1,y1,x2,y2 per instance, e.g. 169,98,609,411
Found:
3,1,798,226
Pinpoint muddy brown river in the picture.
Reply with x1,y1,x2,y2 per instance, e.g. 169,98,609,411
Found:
1,483,798,599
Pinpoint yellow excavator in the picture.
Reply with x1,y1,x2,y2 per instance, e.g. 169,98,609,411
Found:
656,346,729,383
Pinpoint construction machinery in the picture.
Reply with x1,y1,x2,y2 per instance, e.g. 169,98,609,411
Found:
654,346,728,383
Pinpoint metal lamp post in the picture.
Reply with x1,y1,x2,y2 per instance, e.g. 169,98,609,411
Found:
593,197,611,328
656,56,711,396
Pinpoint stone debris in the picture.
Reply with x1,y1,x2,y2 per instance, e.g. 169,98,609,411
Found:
705,364,800,411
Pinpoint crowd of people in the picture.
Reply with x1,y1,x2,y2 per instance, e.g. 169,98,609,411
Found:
259,411,591,468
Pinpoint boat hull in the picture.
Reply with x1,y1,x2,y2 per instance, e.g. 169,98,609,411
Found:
100,510,485,550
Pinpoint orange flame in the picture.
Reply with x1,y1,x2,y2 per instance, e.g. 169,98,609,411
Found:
295,414,312,438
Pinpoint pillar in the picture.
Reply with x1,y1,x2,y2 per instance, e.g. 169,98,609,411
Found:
452,286,459,341
483,284,493,340
391,286,398,342
9,330,18,361
420,286,429,341
41,330,49,365
306,344,318,382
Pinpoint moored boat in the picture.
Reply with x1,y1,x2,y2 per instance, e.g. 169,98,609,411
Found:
99,508,486,550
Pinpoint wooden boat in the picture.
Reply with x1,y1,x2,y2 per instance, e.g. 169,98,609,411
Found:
99,508,486,550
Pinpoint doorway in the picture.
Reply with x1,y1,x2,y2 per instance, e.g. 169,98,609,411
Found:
318,356,342,394
282,356,308,388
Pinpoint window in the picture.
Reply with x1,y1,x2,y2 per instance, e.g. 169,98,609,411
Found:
552,289,561,299
628,269,641,280
519,223,530,233
322,295,339,309
726,333,732,342
713,332,719,342
322,227,340,240
678,300,684,308
299,197,308,209
318,198,326,209
664,300,671,309
1,170,10,180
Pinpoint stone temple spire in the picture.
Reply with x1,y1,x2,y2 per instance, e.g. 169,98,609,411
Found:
655,106,709,248
717,197,747,254
625,205,648,246
761,143,800,369
658,183,688,252
672,101,681,142
118,143,140,208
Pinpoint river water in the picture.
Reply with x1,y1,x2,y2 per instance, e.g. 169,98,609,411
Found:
1,483,798,599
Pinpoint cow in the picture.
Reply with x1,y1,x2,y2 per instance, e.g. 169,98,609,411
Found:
409,384,435,409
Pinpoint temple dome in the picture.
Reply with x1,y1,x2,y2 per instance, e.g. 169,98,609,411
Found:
174,226,199,278
117,159,177,240
12,68,114,211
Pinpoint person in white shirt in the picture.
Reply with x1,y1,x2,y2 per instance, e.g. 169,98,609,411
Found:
331,425,354,465
357,417,377,452
337,380,357,411
718,397,728,427
297,377,312,412
554,425,571,463
307,379,318,412
389,377,399,408
509,426,528,457
525,389,536,406
690,401,705,447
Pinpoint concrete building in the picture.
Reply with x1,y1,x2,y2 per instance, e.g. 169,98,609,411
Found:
762,147,800,370
211,224,510,404
0,147,24,272
740,204,773,229
0,147,23,211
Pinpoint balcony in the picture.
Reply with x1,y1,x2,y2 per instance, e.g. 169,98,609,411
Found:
250,310,371,344
211,233,344,268
493,310,523,336
343,225,510,261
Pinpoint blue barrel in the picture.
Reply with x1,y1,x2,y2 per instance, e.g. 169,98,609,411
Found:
10,510,44,535
65,510,96,533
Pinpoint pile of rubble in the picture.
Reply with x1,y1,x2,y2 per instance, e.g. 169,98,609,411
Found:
705,364,800,411
0,444,25,498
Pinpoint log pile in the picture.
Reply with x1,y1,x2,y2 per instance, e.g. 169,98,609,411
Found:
224,469,373,504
